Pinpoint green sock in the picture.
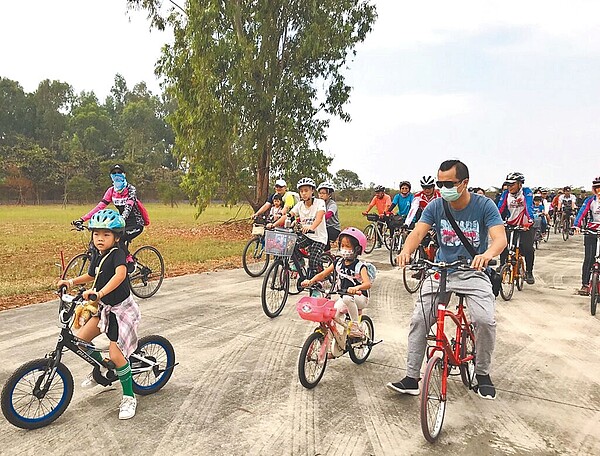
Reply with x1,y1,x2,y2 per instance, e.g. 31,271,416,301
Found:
116,362,134,397
85,348,104,363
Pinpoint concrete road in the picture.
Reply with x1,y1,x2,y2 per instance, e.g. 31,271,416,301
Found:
1,232,599,455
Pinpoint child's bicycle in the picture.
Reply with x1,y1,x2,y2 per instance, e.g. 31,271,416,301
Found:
296,286,382,388
581,229,600,315
260,223,335,318
0,288,176,429
63,222,165,299
242,215,270,277
409,258,495,443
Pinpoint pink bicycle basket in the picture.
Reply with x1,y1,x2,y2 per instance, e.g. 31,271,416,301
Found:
296,296,336,322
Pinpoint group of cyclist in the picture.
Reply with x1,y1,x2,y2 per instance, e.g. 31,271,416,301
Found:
53,160,600,421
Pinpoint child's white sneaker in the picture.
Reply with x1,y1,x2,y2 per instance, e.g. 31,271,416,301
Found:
118,395,137,420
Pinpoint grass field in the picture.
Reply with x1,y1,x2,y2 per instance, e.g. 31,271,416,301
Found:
0,201,368,307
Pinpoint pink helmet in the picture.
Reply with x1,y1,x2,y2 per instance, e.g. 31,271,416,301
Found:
338,227,367,255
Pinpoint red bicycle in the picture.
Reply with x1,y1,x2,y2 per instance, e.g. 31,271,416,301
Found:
411,258,494,443
581,229,600,315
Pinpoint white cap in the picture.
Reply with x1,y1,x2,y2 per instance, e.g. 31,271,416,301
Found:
275,179,287,187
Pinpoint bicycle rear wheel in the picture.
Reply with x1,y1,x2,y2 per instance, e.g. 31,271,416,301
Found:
591,272,599,316
348,315,374,364
242,237,270,277
61,253,91,281
261,259,289,318
131,335,175,395
298,331,328,389
403,247,425,294
420,355,447,443
130,246,165,299
499,263,514,301
363,224,376,254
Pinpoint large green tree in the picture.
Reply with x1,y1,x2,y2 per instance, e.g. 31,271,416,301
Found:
128,0,376,211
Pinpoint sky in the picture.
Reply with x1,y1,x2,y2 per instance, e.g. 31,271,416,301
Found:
2,0,599,190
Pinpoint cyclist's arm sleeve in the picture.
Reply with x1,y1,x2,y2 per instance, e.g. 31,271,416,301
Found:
82,188,112,221
121,185,137,220
404,197,421,226
573,197,592,227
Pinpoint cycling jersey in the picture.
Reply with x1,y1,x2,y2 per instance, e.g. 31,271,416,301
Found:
573,196,600,230
497,187,534,227
405,189,441,226
83,184,145,227
390,192,414,217
558,194,577,210
365,194,392,215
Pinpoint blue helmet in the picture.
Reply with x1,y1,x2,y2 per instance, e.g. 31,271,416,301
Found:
88,209,125,232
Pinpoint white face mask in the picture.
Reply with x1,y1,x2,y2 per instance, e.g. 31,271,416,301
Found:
339,248,354,260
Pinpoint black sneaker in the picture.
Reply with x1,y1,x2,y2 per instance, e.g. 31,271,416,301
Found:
386,376,419,396
525,271,535,284
475,374,496,400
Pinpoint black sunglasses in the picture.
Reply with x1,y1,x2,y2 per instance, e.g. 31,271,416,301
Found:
435,180,463,189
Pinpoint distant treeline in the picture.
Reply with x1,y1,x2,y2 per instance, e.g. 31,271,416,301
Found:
0,74,187,206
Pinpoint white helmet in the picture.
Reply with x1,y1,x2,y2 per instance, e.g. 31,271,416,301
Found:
420,176,435,187
297,177,316,189
505,172,525,184
317,181,335,192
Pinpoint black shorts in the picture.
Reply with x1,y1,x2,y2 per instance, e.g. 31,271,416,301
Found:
106,312,119,342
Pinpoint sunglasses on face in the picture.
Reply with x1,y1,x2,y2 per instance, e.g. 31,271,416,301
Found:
435,180,462,189
422,185,435,190
110,171,122,175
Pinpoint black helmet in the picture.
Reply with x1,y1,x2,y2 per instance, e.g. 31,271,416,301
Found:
374,185,385,192
399,180,411,190
110,164,126,174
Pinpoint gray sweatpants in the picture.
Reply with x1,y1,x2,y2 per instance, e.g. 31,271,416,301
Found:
406,270,496,379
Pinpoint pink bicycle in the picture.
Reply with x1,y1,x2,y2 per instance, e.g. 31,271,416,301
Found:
296,288,381,388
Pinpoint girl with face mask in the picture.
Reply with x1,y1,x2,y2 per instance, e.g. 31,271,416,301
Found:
73,164,149,271
302,227,372,338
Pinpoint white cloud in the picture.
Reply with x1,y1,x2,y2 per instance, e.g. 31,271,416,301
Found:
364,0,600,55
342,93,477,131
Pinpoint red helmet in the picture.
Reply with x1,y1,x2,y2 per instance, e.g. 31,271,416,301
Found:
338,227,367,256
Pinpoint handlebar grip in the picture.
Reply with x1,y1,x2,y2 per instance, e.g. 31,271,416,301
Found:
488,260,497,266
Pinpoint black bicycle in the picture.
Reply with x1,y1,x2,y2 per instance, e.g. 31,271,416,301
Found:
260,224,335,318
62,223,165,299
1,288,176,429
242,216,270,277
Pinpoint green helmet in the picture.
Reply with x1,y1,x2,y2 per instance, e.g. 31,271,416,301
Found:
88,209,125,232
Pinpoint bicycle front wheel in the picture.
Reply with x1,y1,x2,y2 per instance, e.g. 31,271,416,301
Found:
591,272,599,316
1,358,73,430
516,258,525,291
348,315,374,364
61,253,91,280
130,246,165,299
242,237,270,277
403,247,425,294
562,221,570,241
383,227,392,250
389,232,402,267
544,227,550,242
261,260,289,318
420,355,447,443
363,224,376,254
298,332,328,389
459,326,476,388
499,263,514,301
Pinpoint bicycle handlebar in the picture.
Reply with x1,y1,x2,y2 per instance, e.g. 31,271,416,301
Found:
410,257,496,270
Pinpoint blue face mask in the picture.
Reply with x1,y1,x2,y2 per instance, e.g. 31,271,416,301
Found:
111,173,127,191
440,186,462,202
